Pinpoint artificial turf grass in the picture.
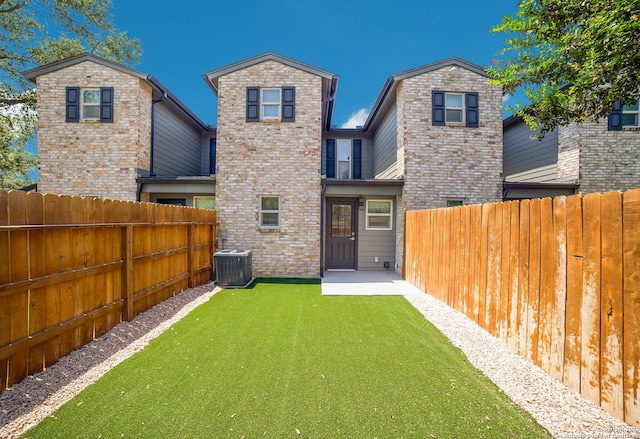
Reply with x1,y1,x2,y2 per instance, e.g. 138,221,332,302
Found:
22,279,551,438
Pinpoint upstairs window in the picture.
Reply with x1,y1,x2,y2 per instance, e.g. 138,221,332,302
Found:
325,139,362,179
66,87,113,123
247,87,295,122
82,89,101,120
445,93,464,123
622,100,640,127
432,90,479,128
261,88,281,119
337,139,351,179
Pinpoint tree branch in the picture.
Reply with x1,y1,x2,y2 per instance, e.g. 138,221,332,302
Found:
0,96,30,106
0,0,30,14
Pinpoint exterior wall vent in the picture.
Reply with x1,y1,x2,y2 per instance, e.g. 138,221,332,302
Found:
214,250,253,287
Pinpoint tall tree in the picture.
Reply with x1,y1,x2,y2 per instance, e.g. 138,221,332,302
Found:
490,0,640,135
0,0,141,190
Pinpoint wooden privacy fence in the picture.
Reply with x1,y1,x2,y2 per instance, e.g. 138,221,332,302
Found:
0,190,217,391
404,189,640,426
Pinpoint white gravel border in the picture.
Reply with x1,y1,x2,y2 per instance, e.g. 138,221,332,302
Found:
404,292,633,438
0,283,220,439
1,282,634,439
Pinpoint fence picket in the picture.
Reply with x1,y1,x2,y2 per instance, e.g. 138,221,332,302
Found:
600,191,624,419
538,198,555,373
623,189,640,425
507,202,520,352
551,196,567,381
581,193,602,406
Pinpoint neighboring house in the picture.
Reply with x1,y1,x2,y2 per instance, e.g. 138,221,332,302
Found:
22,54,217,207
24,52,504,277
503,102,640,199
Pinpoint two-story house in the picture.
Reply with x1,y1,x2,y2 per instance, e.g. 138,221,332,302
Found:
24,52,503,278
503,104,640,199
202,53,503,277
23,54,217,208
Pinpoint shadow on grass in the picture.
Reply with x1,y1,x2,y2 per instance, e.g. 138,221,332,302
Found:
244,278,321,289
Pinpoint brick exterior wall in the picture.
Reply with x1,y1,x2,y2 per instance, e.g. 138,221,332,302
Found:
394,67,503,272
36,61,151,201
215,60,322,278
557,123,581,181
558,121,640,194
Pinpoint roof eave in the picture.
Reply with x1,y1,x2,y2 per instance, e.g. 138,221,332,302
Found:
22,52,148,83
203,52,336,83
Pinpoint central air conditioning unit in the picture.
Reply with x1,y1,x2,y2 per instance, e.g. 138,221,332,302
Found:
214,249,253,287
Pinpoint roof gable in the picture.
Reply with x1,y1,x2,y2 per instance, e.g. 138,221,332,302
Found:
22,53,148,82
391,57,490,81
22,53,213,131
202,52,336,94
362,57,491,131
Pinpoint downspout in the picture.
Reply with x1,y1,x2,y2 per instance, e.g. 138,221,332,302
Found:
320,182,327,277
150,91,168,176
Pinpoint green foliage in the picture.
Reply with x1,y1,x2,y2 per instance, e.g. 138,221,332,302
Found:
0,0,142,188
0,89,36,189
490,0,640,135
22,281,550,438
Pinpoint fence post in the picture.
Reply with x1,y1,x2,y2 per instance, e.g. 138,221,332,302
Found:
188,224,195,288
122,225,134,321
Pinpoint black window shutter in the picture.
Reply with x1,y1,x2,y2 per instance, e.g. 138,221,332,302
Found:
100,87,114,123
246,87,260,122
352,139,362,179
66,87,80,122
282,86,295,122
209,138,216,174
432,90,445,126
608,100,623,131
326,139,336,178
465,92,479,128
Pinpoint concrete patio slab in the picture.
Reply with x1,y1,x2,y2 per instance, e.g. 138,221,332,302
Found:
320,271,424,296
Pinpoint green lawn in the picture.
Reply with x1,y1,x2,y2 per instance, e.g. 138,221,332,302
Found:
22,279,550,438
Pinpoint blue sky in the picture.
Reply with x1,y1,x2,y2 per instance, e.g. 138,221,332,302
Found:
112,0,520,127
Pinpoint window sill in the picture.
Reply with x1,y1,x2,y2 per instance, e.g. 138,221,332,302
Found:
622,126,640,131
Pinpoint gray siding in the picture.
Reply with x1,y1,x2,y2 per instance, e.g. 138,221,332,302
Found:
153,103,202,176
504,119,558,182
357,196,396,271
372,102,399,179
321,134,373,179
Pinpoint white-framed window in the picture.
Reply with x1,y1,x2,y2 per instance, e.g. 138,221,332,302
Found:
623,99,640,127
337,139,351,179
261,88,281,120
194,196,216,210
366,199,393,230
260,196,280,228
445,93,464,123
82,88,101,120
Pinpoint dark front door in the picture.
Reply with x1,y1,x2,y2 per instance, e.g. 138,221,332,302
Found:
326,198,357,270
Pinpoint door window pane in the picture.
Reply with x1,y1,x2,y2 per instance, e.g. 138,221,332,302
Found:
331,204,351,237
